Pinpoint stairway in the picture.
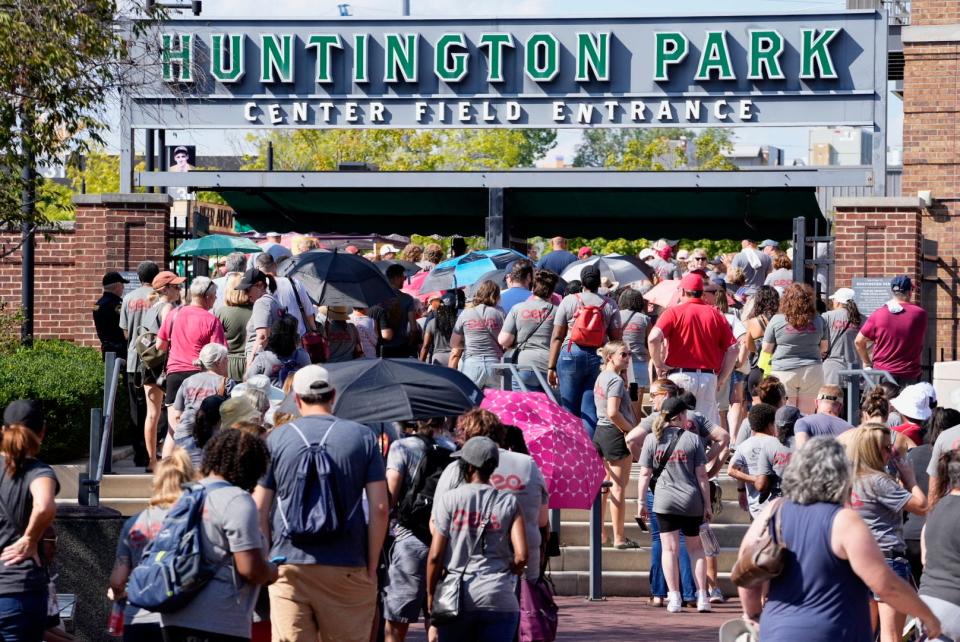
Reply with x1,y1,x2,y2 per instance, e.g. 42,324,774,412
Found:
53,465,753,599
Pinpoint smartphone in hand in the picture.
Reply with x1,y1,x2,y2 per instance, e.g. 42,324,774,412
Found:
634,516,649,532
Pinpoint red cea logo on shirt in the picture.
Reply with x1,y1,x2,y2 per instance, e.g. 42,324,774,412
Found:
491,473,527,492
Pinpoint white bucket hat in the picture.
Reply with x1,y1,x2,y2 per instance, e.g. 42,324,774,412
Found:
890,384,933,422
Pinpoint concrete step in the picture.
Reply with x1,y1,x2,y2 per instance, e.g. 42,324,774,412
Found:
100,473,153,498
558,522,748,548
562,500,751,525
554,546,739,573
57,497,148,517
549,571,740,598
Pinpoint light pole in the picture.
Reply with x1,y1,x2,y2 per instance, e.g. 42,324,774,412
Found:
402,0,409,16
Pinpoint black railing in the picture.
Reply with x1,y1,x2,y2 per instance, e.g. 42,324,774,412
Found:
78,352,124,507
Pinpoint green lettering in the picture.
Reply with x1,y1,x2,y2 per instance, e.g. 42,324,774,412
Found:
210,34,244,83
525,33,558,82
353,34,368,83
435,33,468,83
695,30,735,81
653,32,687,82
260,34,294,83
575,32,610,82
385,33,419,83
478,33,513,83
748,30,785,80
306,35,342,83
800,28,840,79
162,33,193,83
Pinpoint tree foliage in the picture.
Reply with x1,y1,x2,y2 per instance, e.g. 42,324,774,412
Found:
572,128,736,171
0,0,144,227
529,236,742,260
243,129,557,171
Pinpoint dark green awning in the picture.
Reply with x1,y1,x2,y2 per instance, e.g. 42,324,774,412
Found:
218,185,823,239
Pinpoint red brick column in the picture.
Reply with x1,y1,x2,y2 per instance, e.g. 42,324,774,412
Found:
70,194,171,347
902,1,960,361
832,197,922,301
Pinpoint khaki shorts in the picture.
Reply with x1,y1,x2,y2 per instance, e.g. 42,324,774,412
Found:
269,564,377,642
772,363,824,410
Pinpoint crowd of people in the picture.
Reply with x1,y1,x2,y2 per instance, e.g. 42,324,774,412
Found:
0,233,949,641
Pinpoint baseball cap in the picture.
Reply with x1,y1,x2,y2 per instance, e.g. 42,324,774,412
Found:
451,436,500,468
709,256,724,266
581,264,601,289
639,249,656,260
759,239,779,249
775,405,802,429
680,272,705,292
829,288,856,304
676,249,690,261
344,245,360,254
3,399,43,432
719,618,758,642
151,270,186,289
891,275,913,293
662,396,691,420
380,244,400,255
102,271,129,287
218,396,260,428
236,268,268,291
578,246,593,259
293,364,334,397
440,291,457,307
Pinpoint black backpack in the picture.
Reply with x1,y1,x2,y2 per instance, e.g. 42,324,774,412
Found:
396,435,452,543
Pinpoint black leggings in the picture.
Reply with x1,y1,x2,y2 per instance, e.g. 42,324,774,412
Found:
906,538,923,586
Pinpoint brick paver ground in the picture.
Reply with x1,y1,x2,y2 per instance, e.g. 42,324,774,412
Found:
408,597,743,642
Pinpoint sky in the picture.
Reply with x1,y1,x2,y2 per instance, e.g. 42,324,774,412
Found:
119,0,904,166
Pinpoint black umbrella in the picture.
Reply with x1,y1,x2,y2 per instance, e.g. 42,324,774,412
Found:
279,359,483,424
373,260,422,279
280,249,396,308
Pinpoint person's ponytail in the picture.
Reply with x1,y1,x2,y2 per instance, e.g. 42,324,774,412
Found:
652,411,669,441
1,425,42,477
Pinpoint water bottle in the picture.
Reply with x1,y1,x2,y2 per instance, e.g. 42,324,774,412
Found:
700,523,720,558
106,600,125,637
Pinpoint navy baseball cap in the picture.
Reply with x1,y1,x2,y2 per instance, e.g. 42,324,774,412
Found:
891,275,913,293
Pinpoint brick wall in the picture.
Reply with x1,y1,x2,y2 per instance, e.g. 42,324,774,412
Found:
902,2,960,361
0,194,171,348
833,199,923,302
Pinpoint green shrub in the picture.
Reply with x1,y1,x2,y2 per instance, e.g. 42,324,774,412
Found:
0,340,130,463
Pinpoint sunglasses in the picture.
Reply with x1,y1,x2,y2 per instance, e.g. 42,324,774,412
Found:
617,351,630,357
693,256,707,261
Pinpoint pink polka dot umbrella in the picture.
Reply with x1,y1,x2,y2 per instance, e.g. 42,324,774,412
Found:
480,389,605,509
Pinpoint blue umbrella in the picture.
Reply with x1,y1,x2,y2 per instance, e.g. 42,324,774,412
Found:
418,248,526,293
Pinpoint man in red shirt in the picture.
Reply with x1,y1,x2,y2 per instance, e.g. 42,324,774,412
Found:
855,275,928,386
648,273,737,424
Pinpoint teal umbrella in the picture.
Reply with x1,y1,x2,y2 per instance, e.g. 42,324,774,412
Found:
172,234,262,257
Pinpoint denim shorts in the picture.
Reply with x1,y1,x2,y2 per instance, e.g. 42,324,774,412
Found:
873,556,913,601
630,358,650,388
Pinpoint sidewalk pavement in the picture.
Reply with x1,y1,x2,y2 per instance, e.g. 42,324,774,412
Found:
408,596,742,642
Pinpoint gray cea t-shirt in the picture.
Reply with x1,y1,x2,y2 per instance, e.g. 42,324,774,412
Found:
639,428,706,517
594,370,635,428
851,473,912,552
919,494,960,606
433,450,548,581
554,292,621,350
732,249,772,289
731,435,784,518
245,292,283,354
502,299,556,371
619,310,651,360
120,285,156,373
432,484,520,613
822,309,860,367
246,348,311,387
763,313,828,370
453,304,505,359
160,479,264,639
926,425,960,478
795,413,853,439
172,371,228,439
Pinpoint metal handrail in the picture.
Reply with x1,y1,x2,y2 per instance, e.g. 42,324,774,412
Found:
78,352,125,507
839,367,897,425
485,361,558,404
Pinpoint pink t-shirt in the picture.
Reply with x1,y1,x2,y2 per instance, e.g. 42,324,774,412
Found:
892,422,923,446
859,302,927,379
157,305,226,374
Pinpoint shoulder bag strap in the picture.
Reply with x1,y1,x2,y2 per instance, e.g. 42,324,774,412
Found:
290,281,316,333
460,489,498,576
651,429,683,488
826,319,852,357
516,304,554,351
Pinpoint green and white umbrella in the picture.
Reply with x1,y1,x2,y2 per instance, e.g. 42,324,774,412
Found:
172,234,262,257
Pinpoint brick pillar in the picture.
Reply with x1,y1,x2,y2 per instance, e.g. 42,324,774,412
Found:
832,196,923,300
902,1,960,361
72,194,171,348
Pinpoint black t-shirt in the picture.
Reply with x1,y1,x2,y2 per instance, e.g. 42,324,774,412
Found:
371,290,416,349
93,291,126,355
0,457,59,594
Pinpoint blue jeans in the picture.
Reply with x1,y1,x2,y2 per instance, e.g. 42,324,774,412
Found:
459,355,502,390
436,610,519,642
0,590,47,642
557,344,601,438
647,491,696,601
510,367,544,393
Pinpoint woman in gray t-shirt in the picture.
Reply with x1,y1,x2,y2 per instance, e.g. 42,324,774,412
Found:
636,397,711,612
821,289,862,386
450,281,505,389
760,284,828,414
850,423,928,642
498,270,559,392
427,437,527,642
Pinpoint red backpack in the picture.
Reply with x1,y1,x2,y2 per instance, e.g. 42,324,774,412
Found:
569,294,606,349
